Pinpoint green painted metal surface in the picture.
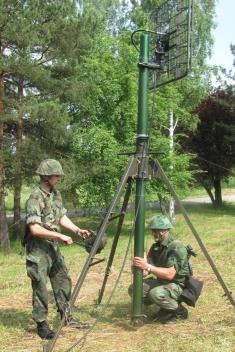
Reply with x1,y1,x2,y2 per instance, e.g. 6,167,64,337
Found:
132,34,149,325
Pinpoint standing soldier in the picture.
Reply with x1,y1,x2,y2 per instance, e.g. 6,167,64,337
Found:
25,159,91,339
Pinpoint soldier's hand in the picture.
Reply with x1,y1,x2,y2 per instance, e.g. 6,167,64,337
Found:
61,234,73,245
78,229,91,239
133,257,148,270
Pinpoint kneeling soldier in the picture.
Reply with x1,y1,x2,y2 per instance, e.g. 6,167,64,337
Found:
131,215,189,323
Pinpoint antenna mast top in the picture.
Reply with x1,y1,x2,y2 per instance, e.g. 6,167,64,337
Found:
150,0,193,87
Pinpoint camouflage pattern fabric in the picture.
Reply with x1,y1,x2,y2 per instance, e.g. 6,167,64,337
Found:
142,278,183,310
36,159,64,176
147,234,190,285
26,238,72,322
149,215,173,230
25,185,70,323
145,234,189,310
25,185,67,232
128,278,183,311
129,234,189,311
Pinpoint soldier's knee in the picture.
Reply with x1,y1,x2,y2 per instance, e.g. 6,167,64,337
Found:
148,286,166,305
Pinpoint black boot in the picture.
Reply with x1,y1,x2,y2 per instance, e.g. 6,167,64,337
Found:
155,304,188,324
152,308,172,322
174,304,188,320
37,321,55,340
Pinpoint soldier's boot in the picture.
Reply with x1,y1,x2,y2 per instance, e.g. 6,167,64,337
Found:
174,304,188,320
37,321,55,340
153,309,175,323
60,312,91,329
155,304,188,324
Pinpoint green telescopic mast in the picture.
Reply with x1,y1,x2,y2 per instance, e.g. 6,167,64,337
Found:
132,33,149,326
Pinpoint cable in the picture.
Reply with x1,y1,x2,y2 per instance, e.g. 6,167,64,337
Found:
64,187,142,352
148,80,157,147
196,156,233,173
131,29,157,52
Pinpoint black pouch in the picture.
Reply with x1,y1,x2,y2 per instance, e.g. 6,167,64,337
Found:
179,276,203,307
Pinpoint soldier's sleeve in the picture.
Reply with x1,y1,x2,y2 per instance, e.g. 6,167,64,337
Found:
167,245,187,272
60,205,67,218
166,250,178,269
25,194,43,225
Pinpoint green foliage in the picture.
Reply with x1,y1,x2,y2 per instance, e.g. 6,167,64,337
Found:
69,126,127,207
1,0,83,180
186,87,235,205
0,0,219,225
73,30,138,141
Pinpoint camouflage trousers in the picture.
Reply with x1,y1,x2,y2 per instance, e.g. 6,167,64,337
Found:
129,278,183,311
26,237,72,323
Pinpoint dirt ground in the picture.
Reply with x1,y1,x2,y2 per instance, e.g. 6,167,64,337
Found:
1,250,235,352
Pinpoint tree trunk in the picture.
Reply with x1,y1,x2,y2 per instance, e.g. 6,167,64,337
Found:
203,183,215,205
0,72,10,251
157,193,168,216
13,80,24,239
168,110,177,224
214,175,222,207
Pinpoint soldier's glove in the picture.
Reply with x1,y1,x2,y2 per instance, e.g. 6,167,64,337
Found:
84,230,107,254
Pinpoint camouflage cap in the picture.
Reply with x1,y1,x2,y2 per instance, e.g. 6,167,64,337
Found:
149,215,173,230
36,159,64,176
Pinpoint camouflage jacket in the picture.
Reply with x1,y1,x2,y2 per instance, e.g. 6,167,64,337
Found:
25,185,67,232
147,234,190,285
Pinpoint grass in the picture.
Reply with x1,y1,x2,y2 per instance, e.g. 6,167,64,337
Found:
1,203,235,352
5,179,235,214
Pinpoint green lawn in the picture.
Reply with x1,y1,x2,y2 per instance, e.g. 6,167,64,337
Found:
1,204,235,351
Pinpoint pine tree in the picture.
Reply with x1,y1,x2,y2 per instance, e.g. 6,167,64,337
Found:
0,0,89,246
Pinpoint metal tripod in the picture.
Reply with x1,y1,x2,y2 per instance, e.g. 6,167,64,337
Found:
45,152,235,352
97,156,235,310
44,28,235,351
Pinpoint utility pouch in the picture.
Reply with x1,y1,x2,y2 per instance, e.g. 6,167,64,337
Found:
179,276,203,307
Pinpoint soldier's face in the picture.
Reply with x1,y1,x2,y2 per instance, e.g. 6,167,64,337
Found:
152,229,169,242
48,175,61,186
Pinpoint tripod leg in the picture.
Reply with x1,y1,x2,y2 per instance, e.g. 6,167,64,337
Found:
45,157,138,352
151,158,235,308
97,179,133,304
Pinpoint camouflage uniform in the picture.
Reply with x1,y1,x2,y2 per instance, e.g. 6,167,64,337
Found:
25,185,72,323
143,234,189,311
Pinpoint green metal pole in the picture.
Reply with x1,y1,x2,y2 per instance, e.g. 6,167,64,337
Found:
132,33,149,326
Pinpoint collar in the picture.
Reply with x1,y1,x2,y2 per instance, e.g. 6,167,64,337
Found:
38,184,57,197
158,233,174,248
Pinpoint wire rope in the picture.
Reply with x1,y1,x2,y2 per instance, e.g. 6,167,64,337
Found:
63,186,142,352
196,156,233,173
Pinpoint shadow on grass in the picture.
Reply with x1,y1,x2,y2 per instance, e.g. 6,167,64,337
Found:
0,309,32,330
74,302,144,331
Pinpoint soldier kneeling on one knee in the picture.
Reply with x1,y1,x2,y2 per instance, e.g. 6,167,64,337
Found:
130,215,189,324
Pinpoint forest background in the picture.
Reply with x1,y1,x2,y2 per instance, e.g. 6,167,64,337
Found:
0,0,235,252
